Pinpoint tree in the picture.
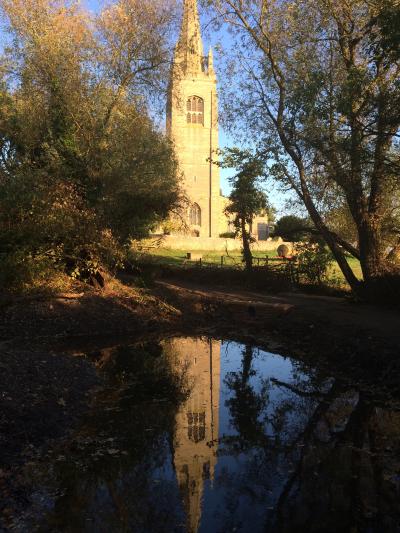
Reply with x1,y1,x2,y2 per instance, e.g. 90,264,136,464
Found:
273,215,314,242
208,0,400,294
0,0,181,287
224,345,269,447
265,205,277,224
220,148,267,271
368,0,400,62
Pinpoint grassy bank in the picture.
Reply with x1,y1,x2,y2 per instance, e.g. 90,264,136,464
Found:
136,247,362,290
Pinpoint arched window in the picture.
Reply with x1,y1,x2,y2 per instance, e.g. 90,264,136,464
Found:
186,96,204,125
189,203,201,226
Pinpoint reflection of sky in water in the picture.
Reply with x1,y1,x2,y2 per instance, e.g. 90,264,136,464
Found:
59,338,318,533
37,337,399,533
219,341,305,434
197,341,314,533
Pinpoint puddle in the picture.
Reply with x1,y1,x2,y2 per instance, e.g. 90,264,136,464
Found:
22,337,400,532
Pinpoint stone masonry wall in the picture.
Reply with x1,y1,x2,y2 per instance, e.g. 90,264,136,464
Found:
147,235,290,252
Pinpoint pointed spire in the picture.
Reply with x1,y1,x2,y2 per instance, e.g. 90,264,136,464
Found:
207,46,215,76
175,0,204,75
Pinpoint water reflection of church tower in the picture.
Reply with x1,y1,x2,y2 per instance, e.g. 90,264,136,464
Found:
166,338,220,533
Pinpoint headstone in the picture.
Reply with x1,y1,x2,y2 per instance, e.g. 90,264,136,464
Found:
187,252,203,261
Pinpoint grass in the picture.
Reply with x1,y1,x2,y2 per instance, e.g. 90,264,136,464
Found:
134,246,363,291
328,257,363,289
139,248,277,266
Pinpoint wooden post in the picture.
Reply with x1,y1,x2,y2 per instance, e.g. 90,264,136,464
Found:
221,256,223,267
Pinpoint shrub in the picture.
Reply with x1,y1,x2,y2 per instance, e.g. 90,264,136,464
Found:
295,240,334,285
273,215,314,241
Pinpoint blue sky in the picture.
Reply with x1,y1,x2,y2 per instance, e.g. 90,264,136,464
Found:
83,0,238,197
2,0,288,213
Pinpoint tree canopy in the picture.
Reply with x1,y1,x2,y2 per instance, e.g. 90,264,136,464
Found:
221,148,268,271
273,215,314,242
0,0,181,288
208,0,400,293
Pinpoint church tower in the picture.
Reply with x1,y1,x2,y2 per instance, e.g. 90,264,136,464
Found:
165,338,220,533
167,0,221,238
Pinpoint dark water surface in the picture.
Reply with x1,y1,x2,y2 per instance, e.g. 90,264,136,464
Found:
31,338,399,532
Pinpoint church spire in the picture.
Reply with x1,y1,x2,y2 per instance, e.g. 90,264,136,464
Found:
207,46,215,77
175,0,205,75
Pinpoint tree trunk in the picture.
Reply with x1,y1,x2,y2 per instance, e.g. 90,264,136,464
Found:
296,169,361,292
358,217,384,281
320,222,361,290
273,118,362,292
241,345,253,385
241,217,253,272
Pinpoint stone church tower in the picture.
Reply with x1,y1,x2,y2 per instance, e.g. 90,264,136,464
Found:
165,338,220,533
167,0,221,238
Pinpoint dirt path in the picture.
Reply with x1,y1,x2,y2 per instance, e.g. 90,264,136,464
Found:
153,279,400,400
155,279,400,343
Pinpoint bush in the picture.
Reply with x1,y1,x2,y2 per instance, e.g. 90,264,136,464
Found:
273,215,314,241
0,250,52,291
295,240,334,285
0,170,125,290
219,232,236,238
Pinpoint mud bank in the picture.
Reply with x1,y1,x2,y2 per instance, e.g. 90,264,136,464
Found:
0,277,399,529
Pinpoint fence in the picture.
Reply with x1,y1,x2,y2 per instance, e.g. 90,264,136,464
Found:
184,255,300,286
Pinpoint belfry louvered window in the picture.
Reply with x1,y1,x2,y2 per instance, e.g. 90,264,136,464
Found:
187,411,206,443
186,96,204,125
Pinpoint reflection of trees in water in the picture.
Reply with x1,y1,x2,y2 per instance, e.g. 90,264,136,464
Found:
30,341,400,533
41,342,188,533
275,390,400,533
215,345,276,530
224,345,270,449
222,350,400,533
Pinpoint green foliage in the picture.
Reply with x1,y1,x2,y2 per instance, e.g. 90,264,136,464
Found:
296,240,334,286
220,148,268,271
219,231,236,238
274,216,314,242
324,205,358,246
264,205,277,224
0,0,180,290
368,0,400,62
0,250,54,290
220,148,268,225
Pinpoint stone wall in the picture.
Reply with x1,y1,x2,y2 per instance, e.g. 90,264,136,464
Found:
146,234,290,252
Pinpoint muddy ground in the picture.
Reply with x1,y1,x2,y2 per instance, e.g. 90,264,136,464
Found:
0,274,399,529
